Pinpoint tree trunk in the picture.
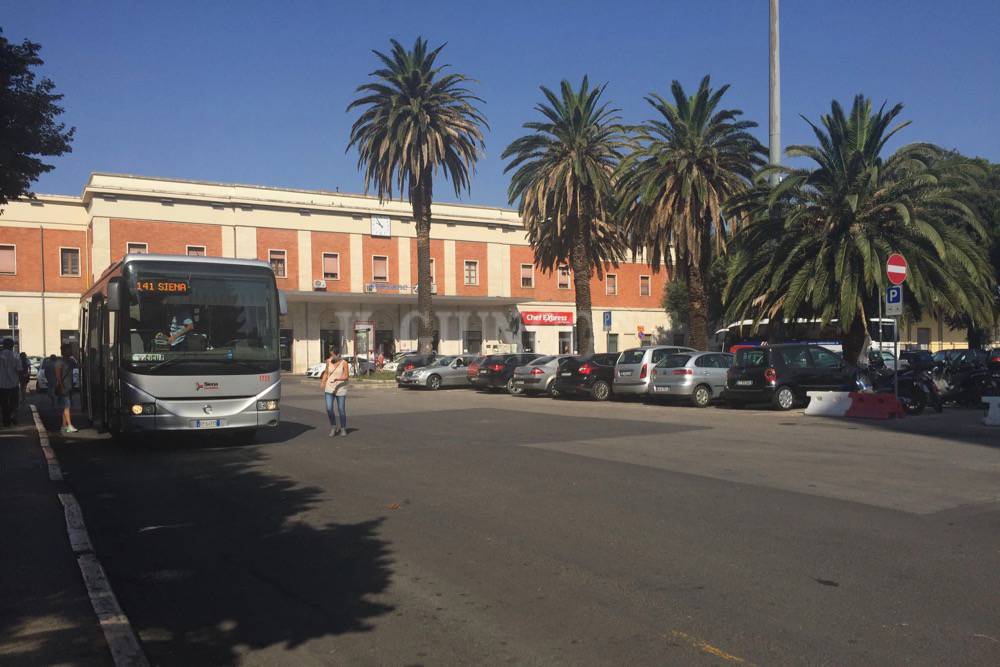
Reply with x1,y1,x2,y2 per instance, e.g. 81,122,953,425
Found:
687,261,709,350
410,172,435,354
841,310,869,367
571,220,595,355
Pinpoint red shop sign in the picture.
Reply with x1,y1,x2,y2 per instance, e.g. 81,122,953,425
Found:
521,311,574,326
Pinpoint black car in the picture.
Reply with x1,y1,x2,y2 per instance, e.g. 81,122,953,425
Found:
395,353,437,386
552,353,620,401
472,353,541,393
724,344,857,410
899,350,935,371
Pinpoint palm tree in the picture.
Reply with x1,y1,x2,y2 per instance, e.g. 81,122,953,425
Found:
725,95,996,363
347,37,487,353
618,76,765,350
502,77,628,354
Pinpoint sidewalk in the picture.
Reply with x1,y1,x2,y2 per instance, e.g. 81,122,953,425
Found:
0,397,112,666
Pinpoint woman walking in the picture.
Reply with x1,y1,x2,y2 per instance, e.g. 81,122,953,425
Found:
319,348,349,437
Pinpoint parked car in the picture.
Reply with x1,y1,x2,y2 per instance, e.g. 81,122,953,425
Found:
384,350,430,372
899,350,935,371
511,355,576,396
306,356,372,378
28,355,42,380
471,353,541,393
649,352,734,407
395,353,437,385
868,349,896,371
723,343,858,410
552,353,620,401
465,356,486,384
398,355,470,390
613,346,695,396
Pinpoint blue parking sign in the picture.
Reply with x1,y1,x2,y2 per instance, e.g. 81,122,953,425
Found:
885,285,903,316
602,311,612,330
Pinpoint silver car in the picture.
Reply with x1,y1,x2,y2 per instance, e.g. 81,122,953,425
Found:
649,351,734,407
511,355,576,396
613,345,697,396
398,355,470,390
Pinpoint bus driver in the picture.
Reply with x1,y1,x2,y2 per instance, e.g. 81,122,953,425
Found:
156,307,195,350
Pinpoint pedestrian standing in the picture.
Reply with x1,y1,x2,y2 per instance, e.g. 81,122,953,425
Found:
319,348,349,437
42,354,58,406
0,339,20,426
55,344,78,434
18,352,31,405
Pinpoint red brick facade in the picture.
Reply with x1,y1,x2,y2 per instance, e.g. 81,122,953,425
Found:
256,228,299,291
110,218,223,262
310,231,351,292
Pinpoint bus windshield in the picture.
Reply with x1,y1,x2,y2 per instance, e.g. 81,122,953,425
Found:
123,262,279,374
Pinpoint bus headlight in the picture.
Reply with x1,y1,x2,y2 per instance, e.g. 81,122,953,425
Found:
130,403,155,415
256,399,279,411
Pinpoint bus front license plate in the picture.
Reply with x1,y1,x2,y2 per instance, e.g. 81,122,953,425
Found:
192,419,225,429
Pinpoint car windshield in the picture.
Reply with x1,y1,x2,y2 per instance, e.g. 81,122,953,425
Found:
123,263,278,374
619,349,646,364
657,354,691,368
735,348,767,368
531,355,555,365
433,356,457,367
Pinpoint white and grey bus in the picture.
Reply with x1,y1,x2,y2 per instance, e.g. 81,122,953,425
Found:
80,254,286,437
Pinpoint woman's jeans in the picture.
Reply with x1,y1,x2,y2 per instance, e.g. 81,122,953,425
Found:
325,393,347,430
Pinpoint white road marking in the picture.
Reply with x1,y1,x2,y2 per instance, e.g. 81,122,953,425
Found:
59,493,95,554
29,403,150,667
30,404,63,481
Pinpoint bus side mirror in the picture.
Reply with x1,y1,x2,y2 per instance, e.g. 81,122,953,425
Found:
107,278,125,312
278,291,288,316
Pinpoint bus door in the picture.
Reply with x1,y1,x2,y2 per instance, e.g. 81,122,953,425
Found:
86,296,105,424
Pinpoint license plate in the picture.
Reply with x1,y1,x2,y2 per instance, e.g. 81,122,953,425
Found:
561,371,572,376
736,380,753,386
653,386,668,392
479,369,488,375
619,370,633,377
192,419,225,429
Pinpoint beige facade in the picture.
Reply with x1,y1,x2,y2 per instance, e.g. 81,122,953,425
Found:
0,174,680,372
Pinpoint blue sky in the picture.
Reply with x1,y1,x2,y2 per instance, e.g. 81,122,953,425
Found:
5,0,999,206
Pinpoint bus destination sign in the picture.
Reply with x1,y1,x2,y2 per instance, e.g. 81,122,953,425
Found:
135,279,190,294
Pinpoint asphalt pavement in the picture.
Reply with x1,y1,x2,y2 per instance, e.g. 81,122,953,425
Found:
16,378,1000,665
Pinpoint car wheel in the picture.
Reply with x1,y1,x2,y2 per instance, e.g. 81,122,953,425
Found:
772,385,795,411
547,379,560,398
426,374,442,391
691,384,712,408
591,380,611,401
506,378,523,395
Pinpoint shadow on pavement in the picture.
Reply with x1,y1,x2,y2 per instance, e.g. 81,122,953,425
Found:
38,404,394,666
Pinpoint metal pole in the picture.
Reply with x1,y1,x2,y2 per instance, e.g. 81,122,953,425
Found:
894,287,900,400
768,0,781,185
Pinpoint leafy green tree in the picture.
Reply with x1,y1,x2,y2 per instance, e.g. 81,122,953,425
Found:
503,77,628,354
725,96,997,363
0,29,74,209
348,38,487,353
618,76,765,350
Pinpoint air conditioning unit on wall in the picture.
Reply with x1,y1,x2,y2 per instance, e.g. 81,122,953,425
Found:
364,283,378,294
313,279,327,290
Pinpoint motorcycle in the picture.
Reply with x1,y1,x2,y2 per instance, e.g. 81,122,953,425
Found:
862,361,942,416
933,360,997,407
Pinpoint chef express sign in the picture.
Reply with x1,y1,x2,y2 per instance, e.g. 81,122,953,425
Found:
521,311,574,326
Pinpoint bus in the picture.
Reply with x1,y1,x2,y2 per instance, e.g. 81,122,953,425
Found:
713,318,898,355
80,254,286,437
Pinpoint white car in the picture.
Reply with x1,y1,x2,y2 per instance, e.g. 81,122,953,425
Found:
306,357,371,378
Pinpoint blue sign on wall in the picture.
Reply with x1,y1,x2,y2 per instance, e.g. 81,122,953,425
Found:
603,311,612,330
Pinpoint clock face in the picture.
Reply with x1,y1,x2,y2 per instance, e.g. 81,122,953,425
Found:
371,216,391,238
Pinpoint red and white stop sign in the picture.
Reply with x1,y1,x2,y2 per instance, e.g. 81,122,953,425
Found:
886,253,907,285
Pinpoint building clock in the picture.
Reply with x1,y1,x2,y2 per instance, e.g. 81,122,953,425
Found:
371,215,391,238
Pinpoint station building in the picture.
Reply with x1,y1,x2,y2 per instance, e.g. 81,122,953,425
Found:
0,173,680,373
